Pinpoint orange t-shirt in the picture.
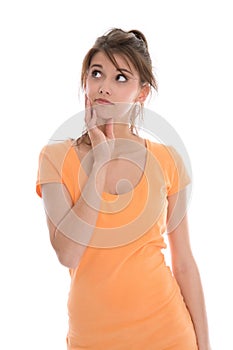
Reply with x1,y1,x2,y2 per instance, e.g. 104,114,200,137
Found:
36,138,197,350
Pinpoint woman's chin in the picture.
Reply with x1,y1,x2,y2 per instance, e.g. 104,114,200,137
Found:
94,102,133,121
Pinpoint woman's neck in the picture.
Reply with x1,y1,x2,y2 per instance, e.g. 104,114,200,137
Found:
98,121,134,139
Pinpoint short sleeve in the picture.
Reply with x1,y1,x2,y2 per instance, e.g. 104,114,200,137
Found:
166,146,191,196
36,141,71,198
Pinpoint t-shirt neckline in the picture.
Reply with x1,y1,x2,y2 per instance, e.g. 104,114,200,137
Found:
69,137,150,199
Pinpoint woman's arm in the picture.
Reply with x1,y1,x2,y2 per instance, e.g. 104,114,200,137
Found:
167,189,211,350
41,103,116,269
42,162,108,269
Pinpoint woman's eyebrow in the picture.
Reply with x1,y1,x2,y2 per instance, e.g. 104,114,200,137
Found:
90,64,133,76
118,68,133,76
90,64,103,69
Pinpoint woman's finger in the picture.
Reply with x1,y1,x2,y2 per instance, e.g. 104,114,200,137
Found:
84,96,93,124
105,118,115,140
87,109,98,132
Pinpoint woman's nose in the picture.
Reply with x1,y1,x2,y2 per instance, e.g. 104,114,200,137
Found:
98,79,112,95
99,87,110,95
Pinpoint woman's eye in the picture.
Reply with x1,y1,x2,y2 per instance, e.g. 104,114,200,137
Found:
91,70,102,78
116,74,127,82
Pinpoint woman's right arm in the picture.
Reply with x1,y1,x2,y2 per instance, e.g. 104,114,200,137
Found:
42,161,108,269
41,100,114,269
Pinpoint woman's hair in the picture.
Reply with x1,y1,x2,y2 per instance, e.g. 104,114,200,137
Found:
77,28,158,146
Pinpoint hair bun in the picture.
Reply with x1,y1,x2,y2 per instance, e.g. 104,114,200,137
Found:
128,29,148,49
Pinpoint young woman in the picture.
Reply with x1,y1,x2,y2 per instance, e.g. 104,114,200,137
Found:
36,28,211,349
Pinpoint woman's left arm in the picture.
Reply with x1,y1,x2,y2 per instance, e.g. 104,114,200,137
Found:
167,189,211,350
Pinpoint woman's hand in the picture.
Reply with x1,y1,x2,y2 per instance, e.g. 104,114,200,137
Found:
85,97,115,165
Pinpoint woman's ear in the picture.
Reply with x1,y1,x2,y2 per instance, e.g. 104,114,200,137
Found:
136,84,150,104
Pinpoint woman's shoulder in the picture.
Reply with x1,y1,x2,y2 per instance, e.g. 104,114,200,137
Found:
147,139,181,166
147,138,168,154
39,139,74,157
37,139,78,174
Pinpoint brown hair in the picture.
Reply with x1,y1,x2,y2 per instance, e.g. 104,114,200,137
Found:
77,28,158,146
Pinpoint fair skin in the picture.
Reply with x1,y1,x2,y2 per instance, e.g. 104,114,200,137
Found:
41,52,211,349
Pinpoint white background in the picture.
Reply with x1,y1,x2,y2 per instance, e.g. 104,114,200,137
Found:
1,0,232,349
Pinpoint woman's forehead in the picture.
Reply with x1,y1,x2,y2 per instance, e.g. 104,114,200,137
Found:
90,51,136,72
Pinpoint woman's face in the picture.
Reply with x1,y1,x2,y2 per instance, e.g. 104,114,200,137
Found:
85,52,148,121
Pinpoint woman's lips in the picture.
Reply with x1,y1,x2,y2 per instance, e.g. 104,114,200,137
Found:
94,98,114,105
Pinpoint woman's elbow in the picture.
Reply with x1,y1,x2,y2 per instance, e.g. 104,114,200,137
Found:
56,250,80,269
51,239,82,269
172,255,199,276
50,229,85,269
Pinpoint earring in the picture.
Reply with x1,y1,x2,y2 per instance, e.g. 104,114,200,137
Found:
130,102,141,123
